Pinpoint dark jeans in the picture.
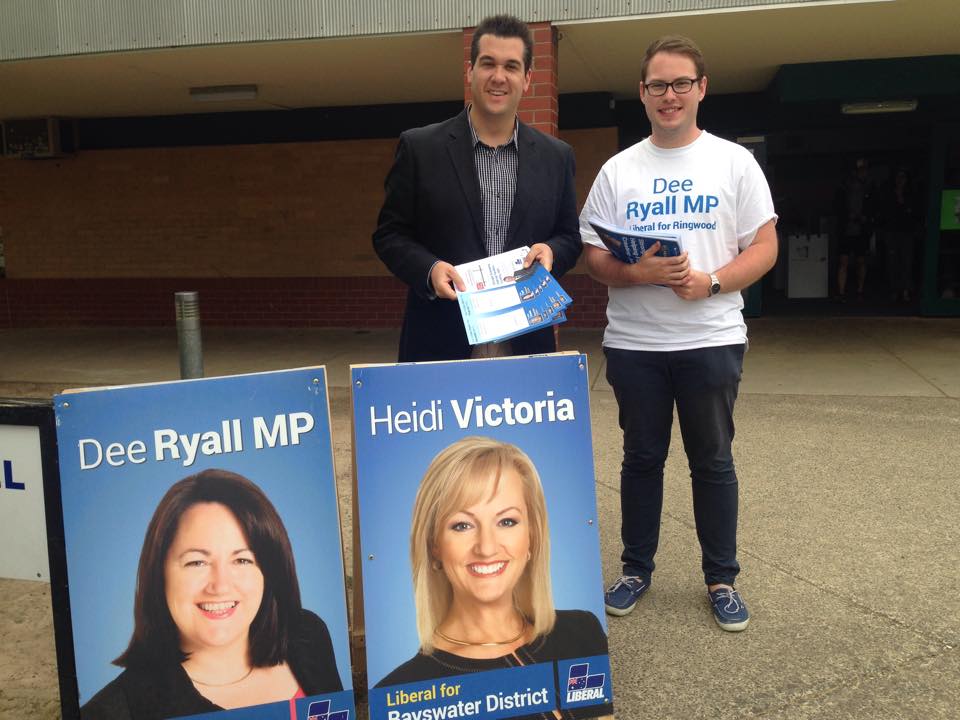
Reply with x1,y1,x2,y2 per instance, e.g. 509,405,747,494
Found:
605,343,745,587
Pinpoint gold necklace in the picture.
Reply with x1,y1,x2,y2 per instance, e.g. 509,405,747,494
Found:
435,617,528,647
187,666,254,687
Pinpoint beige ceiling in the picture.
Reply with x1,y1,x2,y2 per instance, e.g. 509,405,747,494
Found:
0,0,955,119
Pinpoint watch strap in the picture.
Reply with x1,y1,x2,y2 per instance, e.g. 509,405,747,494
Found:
709,273,721,296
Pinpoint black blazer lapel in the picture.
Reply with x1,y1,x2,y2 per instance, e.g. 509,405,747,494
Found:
506,126,537,248
446,111,486,254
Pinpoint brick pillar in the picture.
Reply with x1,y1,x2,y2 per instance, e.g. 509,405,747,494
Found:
462,22,559,137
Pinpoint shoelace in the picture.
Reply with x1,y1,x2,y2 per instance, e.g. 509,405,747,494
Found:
609,576,643,593
712,588,741,612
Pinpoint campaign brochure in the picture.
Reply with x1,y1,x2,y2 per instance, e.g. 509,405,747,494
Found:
455,250,573,345
53,369,355,720
352,354,613,720
588,217,683,263
456,247,530,292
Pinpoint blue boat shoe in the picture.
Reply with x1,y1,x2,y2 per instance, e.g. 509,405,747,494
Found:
708,586,750,631
604,575,649,616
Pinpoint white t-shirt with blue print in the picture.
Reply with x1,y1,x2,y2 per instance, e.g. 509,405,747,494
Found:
580,131,777,352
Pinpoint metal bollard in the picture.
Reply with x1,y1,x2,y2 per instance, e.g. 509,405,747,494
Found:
175,291,204,379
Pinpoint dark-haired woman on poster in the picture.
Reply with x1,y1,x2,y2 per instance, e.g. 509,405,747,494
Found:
82,469,342,719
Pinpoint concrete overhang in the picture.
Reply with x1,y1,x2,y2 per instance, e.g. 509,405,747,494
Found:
0,0,955,119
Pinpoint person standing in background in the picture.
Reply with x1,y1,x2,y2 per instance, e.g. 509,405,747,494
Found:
836,157,876,301
879,167,920,303
373,14,581,362
579,35,777,631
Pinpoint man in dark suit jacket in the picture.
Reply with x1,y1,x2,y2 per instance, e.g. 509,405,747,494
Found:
373,14,581,362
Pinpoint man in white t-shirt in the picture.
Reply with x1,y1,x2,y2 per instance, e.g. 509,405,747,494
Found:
580,36,777,631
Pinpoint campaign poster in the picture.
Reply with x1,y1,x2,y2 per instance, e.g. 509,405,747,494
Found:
352,354,613,720
54,368,355,720
0,404,52,581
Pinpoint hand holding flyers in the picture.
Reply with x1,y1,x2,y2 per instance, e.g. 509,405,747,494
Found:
455,249,573,345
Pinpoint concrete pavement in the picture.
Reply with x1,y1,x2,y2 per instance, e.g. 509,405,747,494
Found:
1,316,958,719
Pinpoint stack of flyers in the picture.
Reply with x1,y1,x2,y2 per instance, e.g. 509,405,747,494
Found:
455,249,573,345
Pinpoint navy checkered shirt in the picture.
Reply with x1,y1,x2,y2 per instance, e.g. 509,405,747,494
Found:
467,109,519,257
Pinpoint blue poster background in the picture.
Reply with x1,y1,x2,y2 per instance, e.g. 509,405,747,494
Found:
351,354,608,690
54,368,353,710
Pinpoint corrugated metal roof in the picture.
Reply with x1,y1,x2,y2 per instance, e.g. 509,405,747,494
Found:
0,0,836,61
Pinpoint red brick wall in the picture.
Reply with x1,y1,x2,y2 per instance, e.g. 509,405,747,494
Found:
0,140,396,279
0,274,609,328
0,273,607,329
563,127,617,214
523,23,559,135
0,276,407,327
0,127,616,328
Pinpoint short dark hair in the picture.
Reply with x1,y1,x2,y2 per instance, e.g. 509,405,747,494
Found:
115,469,301,669
640,35,706,83
470,14,533,73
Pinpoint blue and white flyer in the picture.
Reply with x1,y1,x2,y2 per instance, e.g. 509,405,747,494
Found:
588,217,683,263
456,261,573,345
455,247,530,292
54,369,355,720
352,354,613,720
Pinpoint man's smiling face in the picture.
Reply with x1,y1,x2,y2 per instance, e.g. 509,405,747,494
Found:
640,51,707,148
468,34,531,124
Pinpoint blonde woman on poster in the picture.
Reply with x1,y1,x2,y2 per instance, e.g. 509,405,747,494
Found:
376,437,610,719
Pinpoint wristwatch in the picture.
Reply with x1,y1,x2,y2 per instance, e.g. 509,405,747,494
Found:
709,273,721,297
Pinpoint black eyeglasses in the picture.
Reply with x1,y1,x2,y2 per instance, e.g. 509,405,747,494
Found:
643,77,701,96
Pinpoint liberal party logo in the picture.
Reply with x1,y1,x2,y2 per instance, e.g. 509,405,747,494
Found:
566,663,606,703
307,699,349,720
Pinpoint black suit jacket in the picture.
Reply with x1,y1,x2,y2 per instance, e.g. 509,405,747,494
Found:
373,108,581,362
